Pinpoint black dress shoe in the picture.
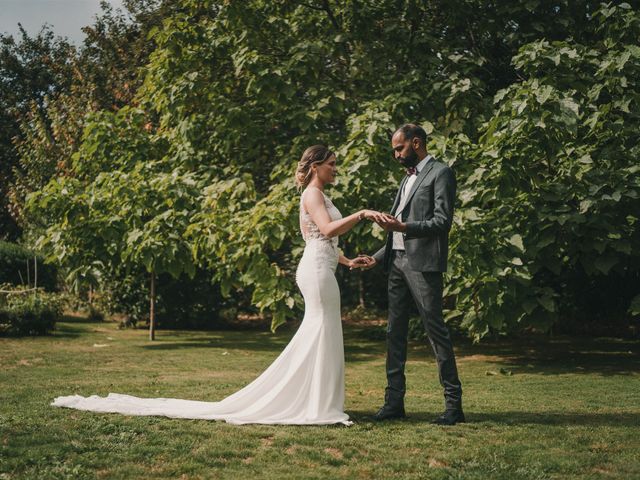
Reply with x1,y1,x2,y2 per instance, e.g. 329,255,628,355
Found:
372,404,406,421
431,409,465,425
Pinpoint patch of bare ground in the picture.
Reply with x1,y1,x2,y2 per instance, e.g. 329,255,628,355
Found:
260,435,275,448
459,354,511,362
429,458,448,468
285,445,298,455
324,448,343,460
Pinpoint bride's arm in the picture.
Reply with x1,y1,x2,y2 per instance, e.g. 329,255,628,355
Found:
303,188,362,238
338,254,356,268
303,188,387,238
338,254,375,269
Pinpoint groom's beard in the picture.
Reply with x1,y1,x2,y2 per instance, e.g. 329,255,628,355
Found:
398,149,419,168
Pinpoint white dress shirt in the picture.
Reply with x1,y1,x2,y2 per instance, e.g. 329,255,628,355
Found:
392,155,432,250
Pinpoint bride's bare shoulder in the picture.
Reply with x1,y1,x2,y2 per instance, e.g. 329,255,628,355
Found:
302,187,325,209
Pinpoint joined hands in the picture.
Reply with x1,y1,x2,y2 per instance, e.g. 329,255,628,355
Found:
347,209,406,270
349,255,376,270
375,214,406,232
360,210,406,232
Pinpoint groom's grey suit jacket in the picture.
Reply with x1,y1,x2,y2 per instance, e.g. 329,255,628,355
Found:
373,158,456,272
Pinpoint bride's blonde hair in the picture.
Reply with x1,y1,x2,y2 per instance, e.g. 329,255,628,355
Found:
295,145,334,189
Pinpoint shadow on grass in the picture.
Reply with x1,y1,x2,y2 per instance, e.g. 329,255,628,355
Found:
346,410,640,427
137,328,292,354
60,314,104,324
51,324,85,339
48,314,106,339
451,336,640,376
138,333,385,364
128,325,639,374
139,340,289,353
349,327,640,375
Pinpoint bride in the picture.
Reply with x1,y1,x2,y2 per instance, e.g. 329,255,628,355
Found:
52,145,384,425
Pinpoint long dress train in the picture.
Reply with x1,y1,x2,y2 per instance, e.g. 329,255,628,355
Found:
51,188,352,425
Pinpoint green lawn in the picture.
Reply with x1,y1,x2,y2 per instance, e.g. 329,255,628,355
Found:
1,317,639,479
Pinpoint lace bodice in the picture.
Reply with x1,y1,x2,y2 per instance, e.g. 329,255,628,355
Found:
299,187,342,249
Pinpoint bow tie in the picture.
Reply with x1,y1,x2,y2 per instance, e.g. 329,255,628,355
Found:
406,166,417,176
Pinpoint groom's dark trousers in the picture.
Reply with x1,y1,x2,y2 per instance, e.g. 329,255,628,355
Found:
387,251,461,409
374,157,462,411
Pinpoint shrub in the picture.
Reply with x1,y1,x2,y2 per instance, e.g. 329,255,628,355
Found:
0,288,63,336
94,267,227,330
87,305,105,322
0,240,58,290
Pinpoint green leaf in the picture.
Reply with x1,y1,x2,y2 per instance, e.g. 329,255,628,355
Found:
537,295,555,312
594,256,618,275
508,234,524,252
535,85,553,104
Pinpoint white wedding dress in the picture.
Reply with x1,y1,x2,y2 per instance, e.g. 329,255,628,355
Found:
51,187,352,425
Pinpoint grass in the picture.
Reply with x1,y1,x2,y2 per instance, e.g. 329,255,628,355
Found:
1,316,639,479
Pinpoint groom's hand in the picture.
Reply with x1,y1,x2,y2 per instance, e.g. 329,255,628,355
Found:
377,215,407,232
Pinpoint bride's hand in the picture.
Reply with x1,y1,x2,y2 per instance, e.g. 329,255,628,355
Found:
360,210,390,224
349,255,376,270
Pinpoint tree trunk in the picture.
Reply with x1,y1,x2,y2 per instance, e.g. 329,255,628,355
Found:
34,256,38,298
149,269,156,341
358,271,365,309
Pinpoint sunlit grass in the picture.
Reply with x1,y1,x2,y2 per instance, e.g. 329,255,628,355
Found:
1,317,638,479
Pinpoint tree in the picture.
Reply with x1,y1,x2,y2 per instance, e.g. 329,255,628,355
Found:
446,2,640,338
29,107,199,339
10,0,177,233
28,0,640,339
0,25,75,240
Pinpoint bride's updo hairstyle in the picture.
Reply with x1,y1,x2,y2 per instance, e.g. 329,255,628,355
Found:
295,145,334,189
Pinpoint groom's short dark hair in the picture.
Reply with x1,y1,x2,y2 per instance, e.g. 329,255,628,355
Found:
396,123,427,147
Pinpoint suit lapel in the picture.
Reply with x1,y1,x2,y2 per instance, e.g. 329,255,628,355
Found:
402,159,436,211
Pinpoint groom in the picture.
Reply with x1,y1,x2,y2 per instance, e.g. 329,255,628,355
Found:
361,123,464,425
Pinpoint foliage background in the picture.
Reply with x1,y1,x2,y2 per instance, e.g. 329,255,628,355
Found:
1,0,638,339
